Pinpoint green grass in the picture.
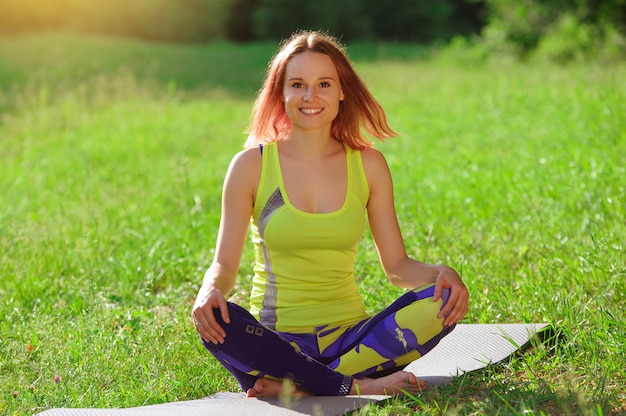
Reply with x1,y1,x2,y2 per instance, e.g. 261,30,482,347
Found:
1,32,624,415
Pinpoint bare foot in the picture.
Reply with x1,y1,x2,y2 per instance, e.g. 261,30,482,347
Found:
246,378,313,398
350,371,426,396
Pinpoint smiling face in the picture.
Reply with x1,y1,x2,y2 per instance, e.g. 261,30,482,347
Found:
282,51,345,136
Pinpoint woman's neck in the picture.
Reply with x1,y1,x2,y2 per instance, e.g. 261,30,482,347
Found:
283,129,343,160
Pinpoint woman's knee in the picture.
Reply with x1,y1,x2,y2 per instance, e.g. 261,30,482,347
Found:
212,302,252,325
212,302,266,339
201,302,259,350
411,284,451,310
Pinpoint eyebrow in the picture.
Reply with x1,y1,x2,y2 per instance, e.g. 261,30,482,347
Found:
287,76,337,82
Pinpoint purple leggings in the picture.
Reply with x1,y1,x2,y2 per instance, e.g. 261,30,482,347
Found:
201,284,453,396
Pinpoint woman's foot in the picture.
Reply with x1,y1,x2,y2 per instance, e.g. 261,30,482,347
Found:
350,371,426,396
246,378,313,398
246,371,424,398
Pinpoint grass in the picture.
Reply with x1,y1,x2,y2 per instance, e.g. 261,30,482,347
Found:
1,31,624,415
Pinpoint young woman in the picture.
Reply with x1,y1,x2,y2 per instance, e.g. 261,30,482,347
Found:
192,30,469,398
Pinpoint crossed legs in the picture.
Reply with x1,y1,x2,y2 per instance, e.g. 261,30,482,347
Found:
201,284,453,397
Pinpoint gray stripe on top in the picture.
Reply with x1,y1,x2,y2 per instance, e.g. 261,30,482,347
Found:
258,187,284,329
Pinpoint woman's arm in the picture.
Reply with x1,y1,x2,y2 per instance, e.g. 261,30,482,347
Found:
362,148,469,326
192,147,261,344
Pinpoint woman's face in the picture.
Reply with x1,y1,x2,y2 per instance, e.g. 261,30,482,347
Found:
282,51,344,135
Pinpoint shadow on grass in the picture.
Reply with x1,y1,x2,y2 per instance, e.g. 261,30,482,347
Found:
371,326,618,415
374,364,615,416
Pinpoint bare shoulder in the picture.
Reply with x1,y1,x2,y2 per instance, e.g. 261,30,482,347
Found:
360,147,391,182
228,147,262,177
231,146,262,168
223,147,263,197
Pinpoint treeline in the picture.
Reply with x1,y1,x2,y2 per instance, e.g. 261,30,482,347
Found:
480,0,626,61
227,0,486,43
0,0,624,60
0,0,484,42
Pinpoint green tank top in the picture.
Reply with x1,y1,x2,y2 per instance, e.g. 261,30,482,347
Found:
250,141,370,333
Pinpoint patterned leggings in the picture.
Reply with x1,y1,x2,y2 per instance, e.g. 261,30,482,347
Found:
201,284,454,396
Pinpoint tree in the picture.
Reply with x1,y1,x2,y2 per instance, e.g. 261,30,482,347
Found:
251,0,485,42
480,0,626,60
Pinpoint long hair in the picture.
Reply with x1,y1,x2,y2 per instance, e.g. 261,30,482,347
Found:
244,30,397,150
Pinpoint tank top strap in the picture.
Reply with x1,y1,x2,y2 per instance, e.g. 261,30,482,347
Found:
345,145,370,208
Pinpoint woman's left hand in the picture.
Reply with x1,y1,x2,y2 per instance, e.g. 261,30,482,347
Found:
433,266,469,327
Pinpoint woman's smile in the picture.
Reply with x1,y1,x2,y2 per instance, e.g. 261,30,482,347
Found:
300,107,324,115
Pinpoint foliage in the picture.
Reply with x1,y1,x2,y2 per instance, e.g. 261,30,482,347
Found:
0,0,233,42
0,0,624,62
1,33,625,415
478,0,626,61
0,0,486,43
252,0,370,41
360,0,485,43
224,0,259,42
250,0,485,42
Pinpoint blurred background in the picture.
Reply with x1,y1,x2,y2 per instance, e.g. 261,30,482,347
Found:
0,0,624,62
1,2,625,415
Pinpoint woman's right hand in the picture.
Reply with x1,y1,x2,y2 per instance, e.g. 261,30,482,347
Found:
191,148,260,344
192,286,231,344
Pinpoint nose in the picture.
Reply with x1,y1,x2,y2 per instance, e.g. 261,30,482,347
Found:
303,87,314,102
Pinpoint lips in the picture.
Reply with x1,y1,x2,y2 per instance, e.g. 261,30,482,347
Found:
300,107,323,115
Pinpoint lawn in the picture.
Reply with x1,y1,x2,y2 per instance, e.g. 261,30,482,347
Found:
1,32,624,415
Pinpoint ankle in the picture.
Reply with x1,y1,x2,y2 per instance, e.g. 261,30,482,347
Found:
349,377,372,395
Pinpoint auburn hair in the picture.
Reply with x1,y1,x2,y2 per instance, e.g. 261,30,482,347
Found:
244,30,397,150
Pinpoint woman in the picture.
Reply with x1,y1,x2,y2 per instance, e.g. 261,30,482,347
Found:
192,30,469,398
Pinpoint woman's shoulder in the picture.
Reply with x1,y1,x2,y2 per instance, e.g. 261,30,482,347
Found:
357,147,393,195
230,146,263,169
359,147,390,174
225,146,263,186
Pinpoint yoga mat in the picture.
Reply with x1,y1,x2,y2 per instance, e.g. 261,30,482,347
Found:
405,323,551,385
35,393,386,416
37,323,550,416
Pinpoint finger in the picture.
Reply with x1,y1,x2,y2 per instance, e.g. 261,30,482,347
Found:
446,306,466,326
443,308,458,327
193,309,224,344
442,290,468,324
444,293,469,326
205,307,227,341
192,316,213,343
198,321,224,344
432,280,443,302
437,288,458,319
218,297,230,324
443,294,465,325
192,314,212,343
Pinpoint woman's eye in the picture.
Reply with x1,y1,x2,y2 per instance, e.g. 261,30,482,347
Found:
321,82,330,87
292,82,302,88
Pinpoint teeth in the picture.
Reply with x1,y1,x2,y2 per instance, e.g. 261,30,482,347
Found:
301,108,322,114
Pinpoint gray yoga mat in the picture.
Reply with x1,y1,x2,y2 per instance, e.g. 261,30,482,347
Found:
36,323,550,416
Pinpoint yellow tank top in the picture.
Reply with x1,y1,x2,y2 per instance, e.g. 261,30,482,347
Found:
250,141,370,333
